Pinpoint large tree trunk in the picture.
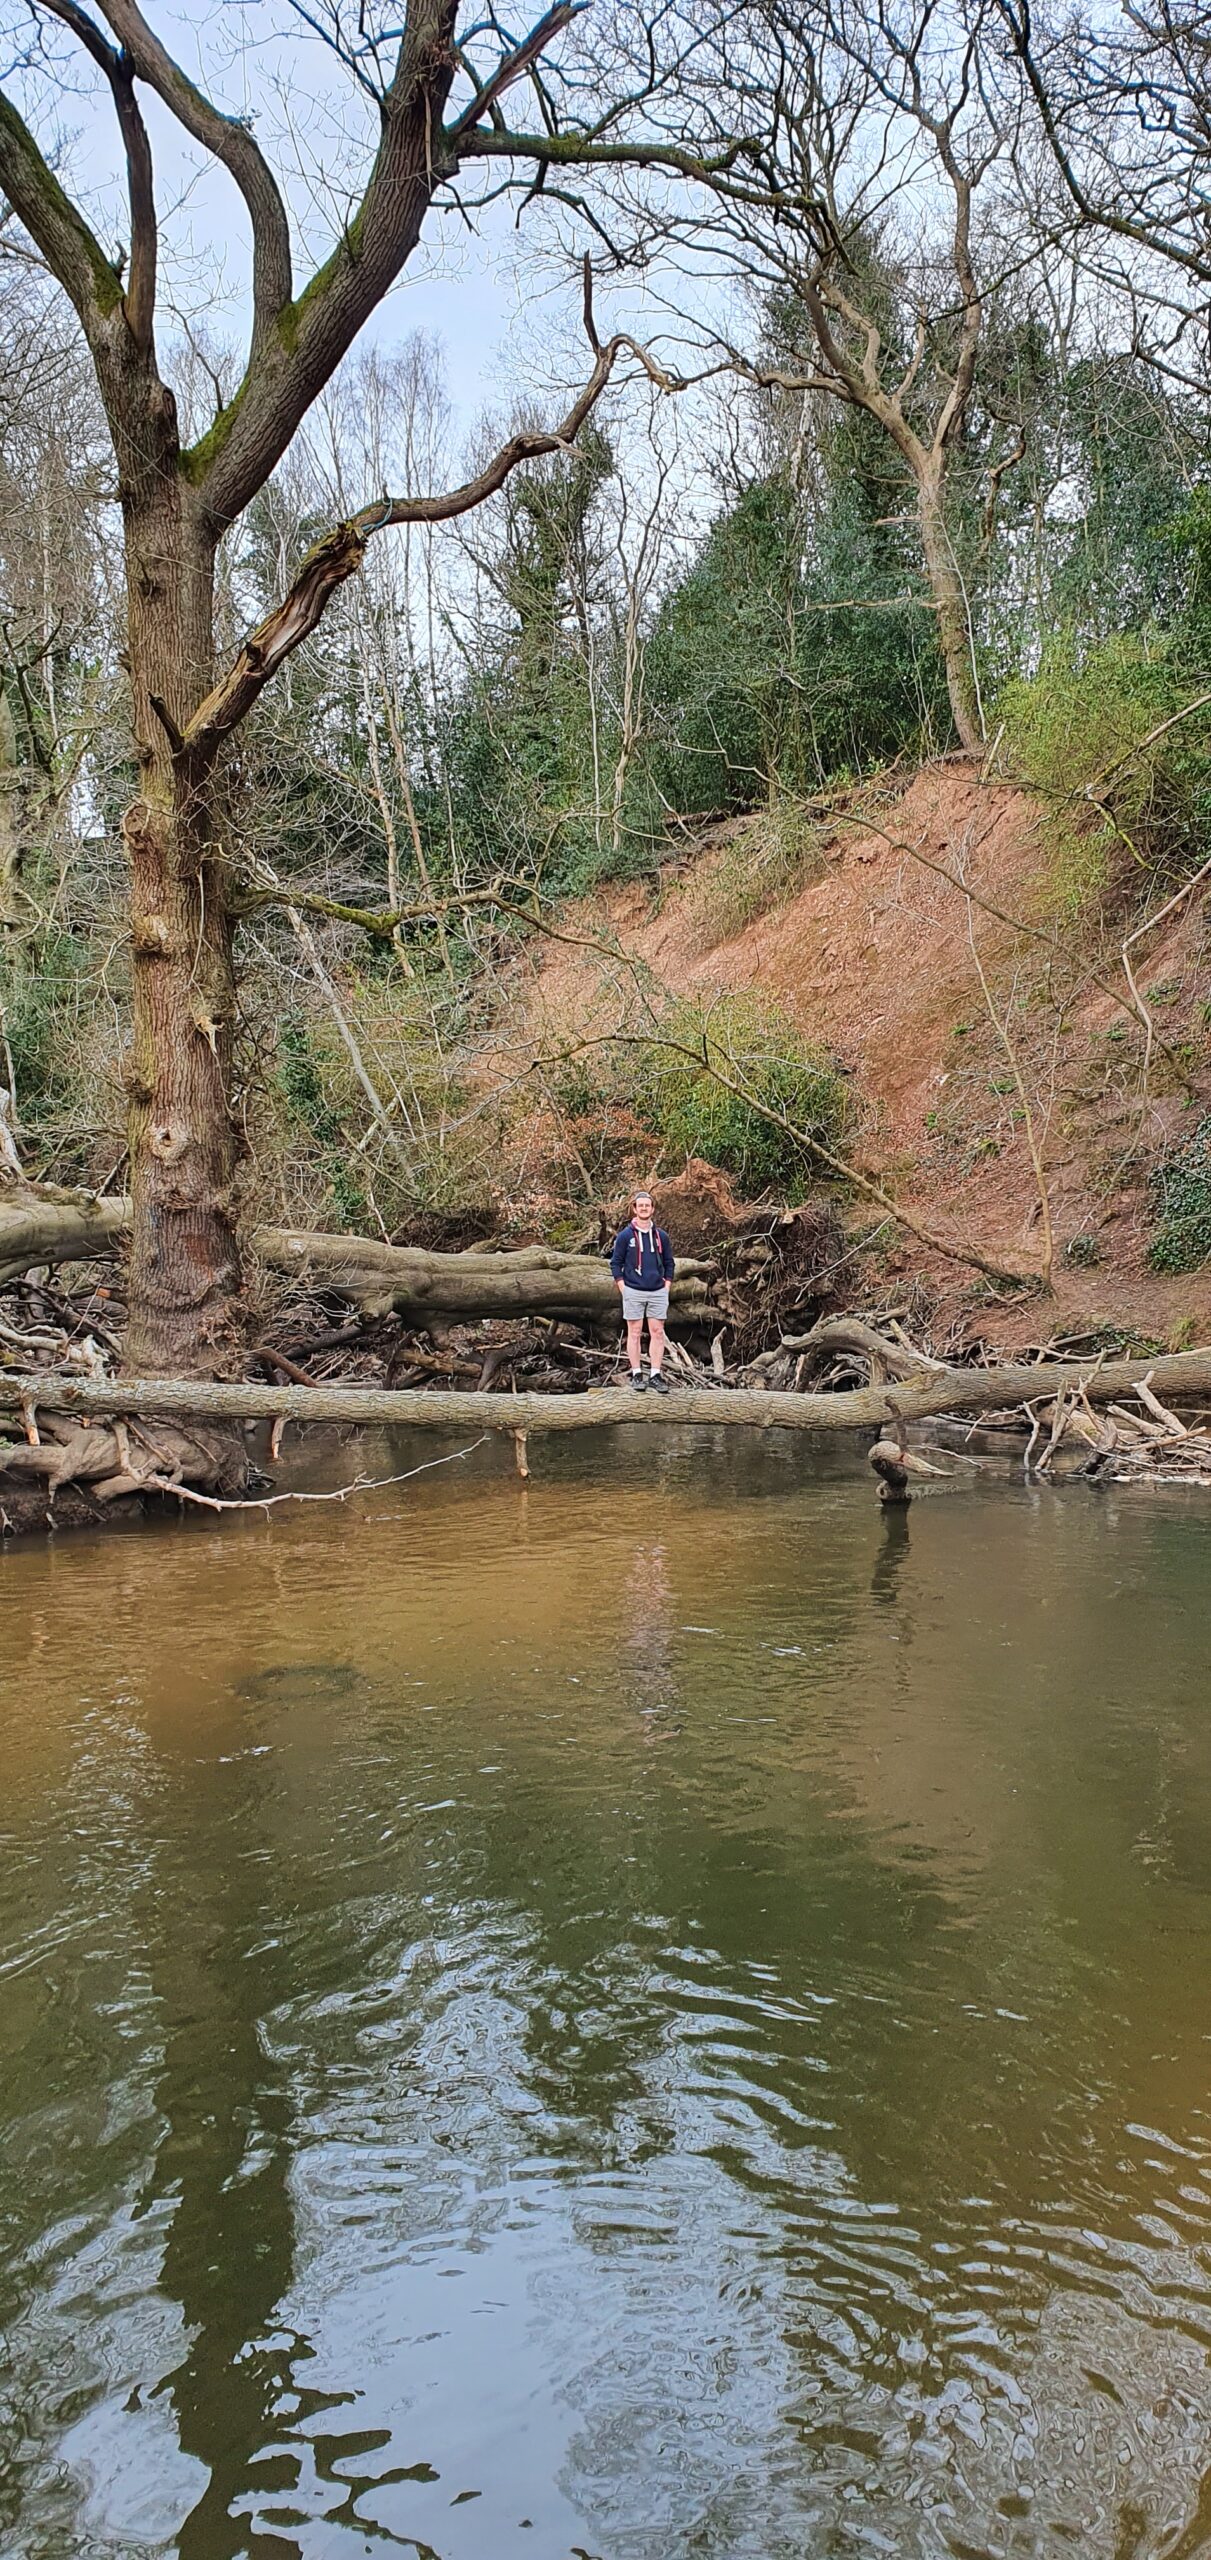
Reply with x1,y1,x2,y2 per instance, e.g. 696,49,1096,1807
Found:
917,464,983,752
0,689,30,928
119,435,242,1379
0,1188,129,1284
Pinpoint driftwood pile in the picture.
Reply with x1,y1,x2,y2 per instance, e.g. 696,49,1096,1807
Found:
867,1357,1211,1500
1017,1375,1211,1486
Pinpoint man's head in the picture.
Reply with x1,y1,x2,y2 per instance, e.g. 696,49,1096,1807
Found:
632,1190,655,1224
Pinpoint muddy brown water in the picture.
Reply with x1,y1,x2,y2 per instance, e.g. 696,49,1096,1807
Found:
2,1426,1211,2560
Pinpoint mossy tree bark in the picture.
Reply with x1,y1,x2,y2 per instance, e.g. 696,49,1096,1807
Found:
83,272,255,1377
917,464,983,753
109,376,241,1375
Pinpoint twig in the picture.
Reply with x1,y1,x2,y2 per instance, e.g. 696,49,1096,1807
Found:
1022,1400,1044,1477
1120,851,1211,1094
1135,1375,1188,1437
1035,1385,1071,1475
0,1313,70,1355
252,1343,318,1387
146,1435,491,1514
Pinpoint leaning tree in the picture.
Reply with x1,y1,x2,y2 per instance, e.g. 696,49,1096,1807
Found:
0,0,704,1427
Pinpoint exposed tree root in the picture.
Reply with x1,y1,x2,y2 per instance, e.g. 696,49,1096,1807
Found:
0,1410,247,1507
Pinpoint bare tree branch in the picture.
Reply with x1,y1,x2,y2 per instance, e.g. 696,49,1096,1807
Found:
88,0,293,339
184,323,680,752
36,0,157,349
997,0,1211,294
0,86,120,334
446,0,586,140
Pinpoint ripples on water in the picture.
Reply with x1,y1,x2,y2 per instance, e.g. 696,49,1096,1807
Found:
1,1428,1211,2559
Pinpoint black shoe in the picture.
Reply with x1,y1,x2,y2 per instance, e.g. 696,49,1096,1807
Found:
629,1371,647,1392
649,1371,670,1395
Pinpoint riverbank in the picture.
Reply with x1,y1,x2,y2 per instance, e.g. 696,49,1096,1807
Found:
500,761,1211,1353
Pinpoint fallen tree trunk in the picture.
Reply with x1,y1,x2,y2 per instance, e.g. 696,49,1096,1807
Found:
2,1348,1209,1440
0,1192,718,1320
0,1191,129,1285
252,1226,717,1319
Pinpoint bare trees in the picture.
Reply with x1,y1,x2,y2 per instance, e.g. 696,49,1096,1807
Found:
997,0,1211,310
0,283,127,1185
737,0,1010,747
509,0,1015,748
0,0,690,1388
0,285,113,919
466,0,1210,750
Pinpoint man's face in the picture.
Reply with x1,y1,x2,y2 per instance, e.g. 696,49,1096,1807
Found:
635,1196,653,1222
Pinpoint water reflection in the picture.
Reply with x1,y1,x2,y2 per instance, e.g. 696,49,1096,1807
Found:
138,1753,306,2560
869,1502,911,1606
1,1434,1211,2556
622,1540,680,1739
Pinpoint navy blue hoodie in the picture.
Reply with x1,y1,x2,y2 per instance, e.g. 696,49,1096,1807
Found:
610,1222,675,1290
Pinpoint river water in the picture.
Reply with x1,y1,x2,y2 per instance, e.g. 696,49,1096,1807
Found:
2,1428,1210,2560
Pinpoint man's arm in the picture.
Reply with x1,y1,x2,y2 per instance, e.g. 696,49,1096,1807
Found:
661,1231,676,1281
609,1228,629,1284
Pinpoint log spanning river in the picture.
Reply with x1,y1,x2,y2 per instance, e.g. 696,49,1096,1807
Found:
2,1426,1211,2559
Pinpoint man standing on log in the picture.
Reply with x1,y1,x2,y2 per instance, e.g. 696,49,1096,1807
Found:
611,1191,675,1394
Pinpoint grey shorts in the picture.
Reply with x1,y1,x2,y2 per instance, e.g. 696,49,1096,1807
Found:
621,1284,669,1321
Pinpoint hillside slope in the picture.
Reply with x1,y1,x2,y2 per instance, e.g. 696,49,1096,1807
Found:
518,761,1211,1345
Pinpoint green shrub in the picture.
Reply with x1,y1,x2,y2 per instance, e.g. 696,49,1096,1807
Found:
998,637,1211,918
278,1012,344,1147
1148,1115,1211,1273
544,1057,660,1193
1064,1232,1103,1269
4,929,93,1121
270,976,512,1235
644,995,849,1198
275,1012,368,1228
545,995,849,1200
